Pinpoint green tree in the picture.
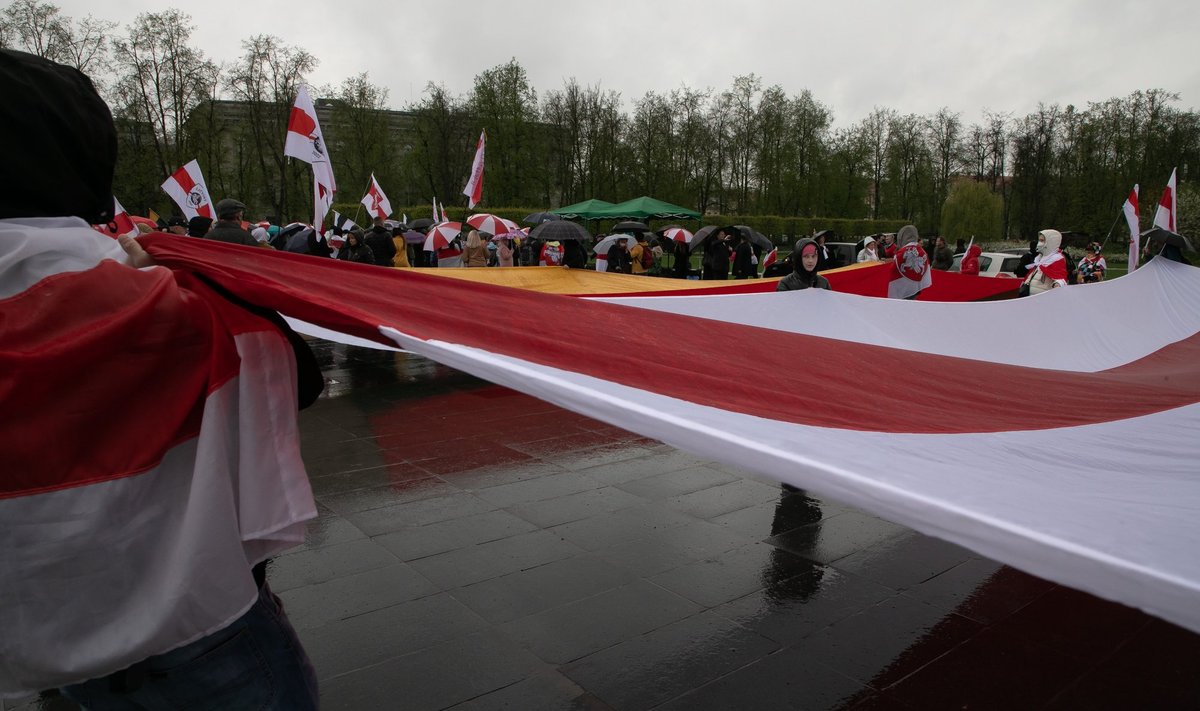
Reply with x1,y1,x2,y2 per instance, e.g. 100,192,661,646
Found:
940,180,1002,242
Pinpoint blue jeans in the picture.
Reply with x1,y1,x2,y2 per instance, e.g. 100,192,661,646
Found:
60,583,318,710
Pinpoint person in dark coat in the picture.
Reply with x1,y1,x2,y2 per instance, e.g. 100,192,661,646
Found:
776,238,831,291
205,199,258,246
815,232,838,270
363,217,395,266
336,229,375,265
606,236,632,273
562,239,588,269
1015,237,1038,278
702,230,731,280
731,233,756,279
931,236,954,270
186,216,212,238
672,239,692,279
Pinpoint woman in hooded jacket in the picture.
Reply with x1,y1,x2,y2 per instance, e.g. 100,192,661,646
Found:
776,238,831,291
1021,229,1068,295
337,230,375,265
960,243,983,276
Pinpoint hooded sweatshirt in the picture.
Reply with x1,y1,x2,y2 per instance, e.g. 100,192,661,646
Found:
776,238,831,291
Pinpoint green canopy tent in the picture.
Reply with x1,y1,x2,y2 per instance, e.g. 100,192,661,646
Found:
550,199,615,219
590,196,702,221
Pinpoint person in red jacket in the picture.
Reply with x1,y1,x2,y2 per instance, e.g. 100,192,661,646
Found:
960,243,983,276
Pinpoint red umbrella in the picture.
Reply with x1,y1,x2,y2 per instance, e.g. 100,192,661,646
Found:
423,221,463,251
466,213,519,236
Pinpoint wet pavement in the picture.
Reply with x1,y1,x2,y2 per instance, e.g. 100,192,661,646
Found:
12,341,1200,710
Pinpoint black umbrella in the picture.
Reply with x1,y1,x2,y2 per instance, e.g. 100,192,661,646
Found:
654,224,683,235
524,212,562,225
689,225,723,252
733,225,774,251
1142,227,1194,251
612,220,650,233
408,217,434,231
530,220,591,242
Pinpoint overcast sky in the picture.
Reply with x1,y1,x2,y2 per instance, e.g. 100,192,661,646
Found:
55,0,1200,127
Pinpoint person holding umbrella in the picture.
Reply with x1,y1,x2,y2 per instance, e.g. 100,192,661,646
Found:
607,235,632,273
702,229,732,280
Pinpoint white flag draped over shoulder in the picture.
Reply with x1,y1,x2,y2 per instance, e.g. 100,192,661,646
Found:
285,85,337,227
463,130,485,208
1124,185,1140,270
161,160,213,220
1153,168,1177,232
361,173,392,220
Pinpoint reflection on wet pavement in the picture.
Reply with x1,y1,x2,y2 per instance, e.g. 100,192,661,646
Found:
12,341,1200,710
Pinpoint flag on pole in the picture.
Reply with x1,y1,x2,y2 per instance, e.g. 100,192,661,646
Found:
160,160,213,220
1124,185,1140,271
93,196,138,238
332,211,358,232
888,242,932,298
463,130,486,208
432,197,438,222
284,85,337,227
361,173,392,220
1153,168,1177,232
761,247,777,273
439,199,449,223
148,208,160,225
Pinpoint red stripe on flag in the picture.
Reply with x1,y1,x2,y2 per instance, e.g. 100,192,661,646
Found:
140,234,1200,435
1,263,253,498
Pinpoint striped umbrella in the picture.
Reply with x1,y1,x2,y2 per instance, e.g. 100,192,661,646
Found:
423,221,463,251
467,213,520,236
661,227,695,245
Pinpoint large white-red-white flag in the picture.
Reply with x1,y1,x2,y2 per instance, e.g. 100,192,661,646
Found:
1124,184,1140,270
1153,167,1177,232
160,160,213,220
361,173,392,220
888,242,932,298
285,85,337,227
133,234,1200,638
463,130,485,209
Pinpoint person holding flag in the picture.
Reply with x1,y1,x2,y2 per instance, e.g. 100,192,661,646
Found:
360,174,395,266
0,49,321,708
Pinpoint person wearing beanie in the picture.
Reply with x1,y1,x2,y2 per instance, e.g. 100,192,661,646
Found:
776,238,831,291
0,49,320,708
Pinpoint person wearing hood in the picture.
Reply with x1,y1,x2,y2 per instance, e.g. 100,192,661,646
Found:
777,238,831,291
857,235,882,263
186,215,213,238
960,242,983,276
337,228,375,265
0,49,320,708
731,232,756,279
1021,229,1069,295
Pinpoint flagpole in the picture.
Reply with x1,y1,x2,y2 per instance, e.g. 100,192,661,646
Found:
352,175,374,226
1098,209,1123,249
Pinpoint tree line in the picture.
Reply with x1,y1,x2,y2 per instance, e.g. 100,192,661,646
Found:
4,0,1198,241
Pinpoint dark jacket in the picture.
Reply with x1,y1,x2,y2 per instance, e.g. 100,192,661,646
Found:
702,238,731,280
731,241,756,279
776,238,831,291
338,242,375,265
363,226,395,266
562,240,588,269
606,244,632,273
205,220,258,247
932,245,954,270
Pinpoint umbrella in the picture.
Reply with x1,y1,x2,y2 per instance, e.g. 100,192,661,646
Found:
467,213,520,235
612,220,649,233
660,227,695,246
530,220,590,242
594,233,634,255
408,217,435,231
689,225,724,252
1142,227,1194,251
401,230,426,244
733,225,774,251
423,221,463,251
523,212,561,225
383,219,402,230
491,229,527,241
